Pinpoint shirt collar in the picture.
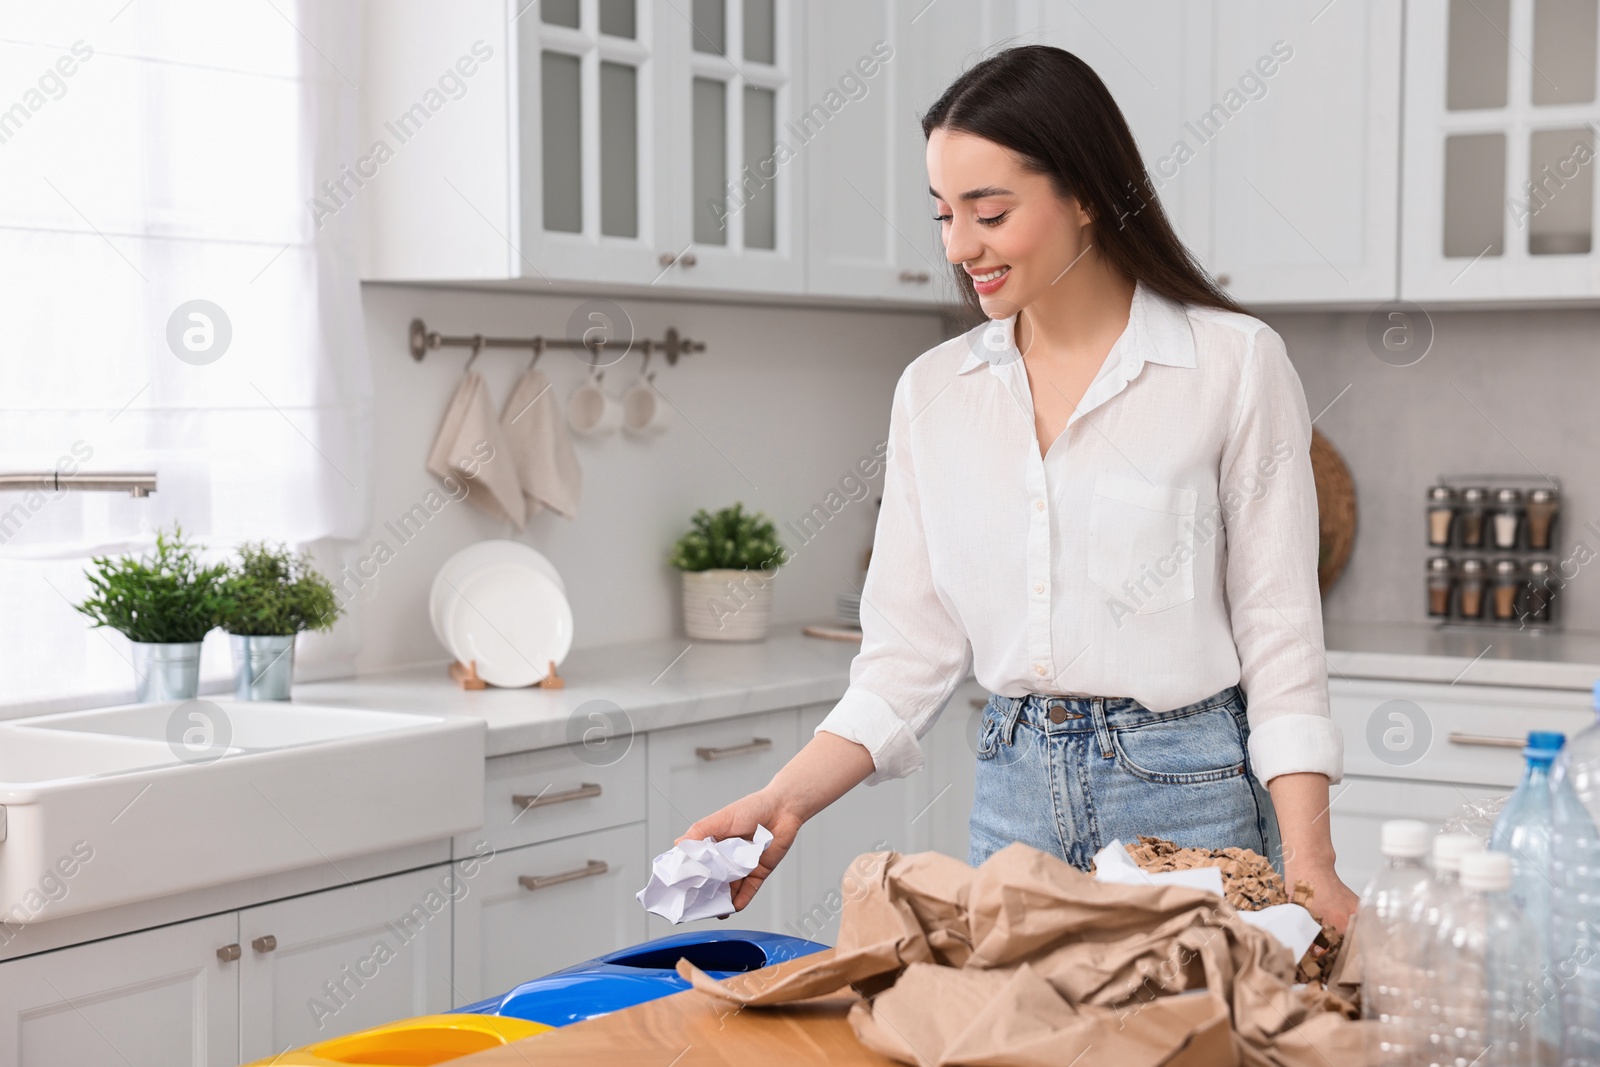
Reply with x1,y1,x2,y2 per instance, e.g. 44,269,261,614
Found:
955,277,1197,376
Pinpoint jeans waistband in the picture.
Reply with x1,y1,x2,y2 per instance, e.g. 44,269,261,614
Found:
988,684,1244,735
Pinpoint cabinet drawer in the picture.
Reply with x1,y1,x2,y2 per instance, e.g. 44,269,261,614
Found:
461,739,647,854
452,823,648,1005
1330,678,1593,788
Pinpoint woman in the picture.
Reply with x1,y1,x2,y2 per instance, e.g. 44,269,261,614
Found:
681,45,1358,931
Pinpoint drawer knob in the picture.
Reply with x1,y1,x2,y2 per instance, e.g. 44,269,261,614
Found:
899,270,930,284
252,935,277,954
519,859,609,891
969,698,988,709
512,782,602,811
216,943,241,963
696,738,773,761
1447,732,1526,749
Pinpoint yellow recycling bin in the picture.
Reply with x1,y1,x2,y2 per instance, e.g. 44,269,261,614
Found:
241,1013,551,1066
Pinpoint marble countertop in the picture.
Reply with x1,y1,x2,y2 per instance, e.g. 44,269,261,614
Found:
291,620,1600,758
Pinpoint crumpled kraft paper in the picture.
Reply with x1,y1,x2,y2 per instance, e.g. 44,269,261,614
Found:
637,824,774,924
676,843,1370,1067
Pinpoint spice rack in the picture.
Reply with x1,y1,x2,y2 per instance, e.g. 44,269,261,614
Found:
1425,474,1564,633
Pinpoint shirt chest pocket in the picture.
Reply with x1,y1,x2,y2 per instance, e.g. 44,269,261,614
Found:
1085,473,1199,615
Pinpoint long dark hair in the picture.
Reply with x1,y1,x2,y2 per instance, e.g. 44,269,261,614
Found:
923,45,1247,320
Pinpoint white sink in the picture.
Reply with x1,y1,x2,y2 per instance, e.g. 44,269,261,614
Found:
0,700,484,923
24,700,431,752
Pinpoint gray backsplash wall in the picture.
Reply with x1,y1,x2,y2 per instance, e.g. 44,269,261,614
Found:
350,285,943,673
1265,306,1600,634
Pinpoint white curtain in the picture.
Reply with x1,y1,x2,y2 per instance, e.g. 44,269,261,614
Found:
0,1,372,703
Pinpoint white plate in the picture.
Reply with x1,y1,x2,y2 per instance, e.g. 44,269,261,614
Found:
430,540,566,648
443,563,574,687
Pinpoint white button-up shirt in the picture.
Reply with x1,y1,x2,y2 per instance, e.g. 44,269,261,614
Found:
816,279,1343,788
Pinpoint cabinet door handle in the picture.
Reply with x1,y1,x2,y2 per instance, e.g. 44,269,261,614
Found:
1216,273,1232,287
217,943,241,962
899,270,930,284
512,782,602,810
695,737,772,761
252,935,277,953
518,860,608,891
680,252,697,267
1447,732,1526,749
969,698,988,709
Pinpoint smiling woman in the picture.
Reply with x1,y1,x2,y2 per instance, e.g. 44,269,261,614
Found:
682,44,1359,936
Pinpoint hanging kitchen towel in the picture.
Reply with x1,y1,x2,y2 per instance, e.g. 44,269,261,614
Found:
426,370,527,528
501,364,583,520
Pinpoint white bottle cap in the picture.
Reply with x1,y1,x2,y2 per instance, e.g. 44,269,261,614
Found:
1432,832,1484,872
1380,819,1430,858
1460,850,1513,892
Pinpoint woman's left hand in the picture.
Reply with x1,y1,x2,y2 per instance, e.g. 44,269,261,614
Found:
1284,859,1358,934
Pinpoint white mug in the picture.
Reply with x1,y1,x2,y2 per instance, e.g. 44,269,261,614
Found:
568,371,622,435
623,371,670,434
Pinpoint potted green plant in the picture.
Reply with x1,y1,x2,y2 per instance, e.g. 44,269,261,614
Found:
669,503,788,641
76,524,229,702
217,541,342,700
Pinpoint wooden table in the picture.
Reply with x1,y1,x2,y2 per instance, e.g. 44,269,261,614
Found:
453,955,898,1067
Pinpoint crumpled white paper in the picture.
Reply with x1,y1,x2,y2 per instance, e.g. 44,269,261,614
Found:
1091,840,1321,962
637,824,774,924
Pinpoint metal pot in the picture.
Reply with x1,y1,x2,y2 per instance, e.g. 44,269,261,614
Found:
229,633,296,701
130,640,204,702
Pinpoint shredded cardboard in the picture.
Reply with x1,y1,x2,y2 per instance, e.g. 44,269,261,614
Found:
1110,836,1350,989
678,843,1372,1067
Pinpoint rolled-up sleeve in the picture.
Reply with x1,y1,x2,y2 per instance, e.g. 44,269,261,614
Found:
1219,325,1343,785
813,366,973,786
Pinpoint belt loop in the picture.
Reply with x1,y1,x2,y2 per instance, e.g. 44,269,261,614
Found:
1090,696,1114,759
1001,696,1023,746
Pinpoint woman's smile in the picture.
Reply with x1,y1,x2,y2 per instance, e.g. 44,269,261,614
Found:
968,264,1012,294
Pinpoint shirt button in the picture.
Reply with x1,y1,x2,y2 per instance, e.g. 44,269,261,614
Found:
1033,664,1046,676
1035,499,1045,512
1033,581,1044,594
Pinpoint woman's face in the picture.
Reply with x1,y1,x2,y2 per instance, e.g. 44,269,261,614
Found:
926,127,1094,318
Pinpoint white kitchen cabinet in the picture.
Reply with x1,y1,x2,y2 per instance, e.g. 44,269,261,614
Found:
0,913,239,1067
1402,0,1600,301
452,822,648,1005
237,867,454,1062
363,0,805,293
644,707,801,936
907,680,987,863
803,1,1020,305
1207,0,1401,304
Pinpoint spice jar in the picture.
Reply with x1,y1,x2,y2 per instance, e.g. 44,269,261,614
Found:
1526,487,1561,551
1456,557,1487,619
1490,558,1523,620
1491,488,1524,551
1427,485,1459,547
1427,556,1454,617
1523,559,1558,623
1458,486,1489,548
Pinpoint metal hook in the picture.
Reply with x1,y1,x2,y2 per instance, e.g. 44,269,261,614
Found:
464,334,486,373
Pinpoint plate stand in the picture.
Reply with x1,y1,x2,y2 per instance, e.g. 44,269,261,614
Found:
448,659,566,690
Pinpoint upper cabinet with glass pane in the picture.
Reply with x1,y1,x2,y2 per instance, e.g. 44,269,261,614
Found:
1403,0,1600,300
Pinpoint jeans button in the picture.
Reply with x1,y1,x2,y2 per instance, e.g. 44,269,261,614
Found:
1048,706,1067,724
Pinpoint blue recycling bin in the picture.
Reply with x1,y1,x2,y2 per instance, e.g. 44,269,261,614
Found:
455,929,828,1028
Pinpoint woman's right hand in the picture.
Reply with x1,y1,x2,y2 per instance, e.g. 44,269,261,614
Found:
677,787,805,915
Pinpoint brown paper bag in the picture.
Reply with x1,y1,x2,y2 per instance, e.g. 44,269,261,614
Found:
677,843,1372,1067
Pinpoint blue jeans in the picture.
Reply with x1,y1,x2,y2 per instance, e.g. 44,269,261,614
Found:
967,684,1282,873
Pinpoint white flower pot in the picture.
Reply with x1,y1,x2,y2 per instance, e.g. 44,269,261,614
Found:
681,568,774,641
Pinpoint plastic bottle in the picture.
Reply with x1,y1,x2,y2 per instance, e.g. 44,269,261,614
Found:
1491,730,1566,1059
1361,819,1432,1065
1550,682,1600,1066
1441,851,1543,1067
1416,833,1485,1067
